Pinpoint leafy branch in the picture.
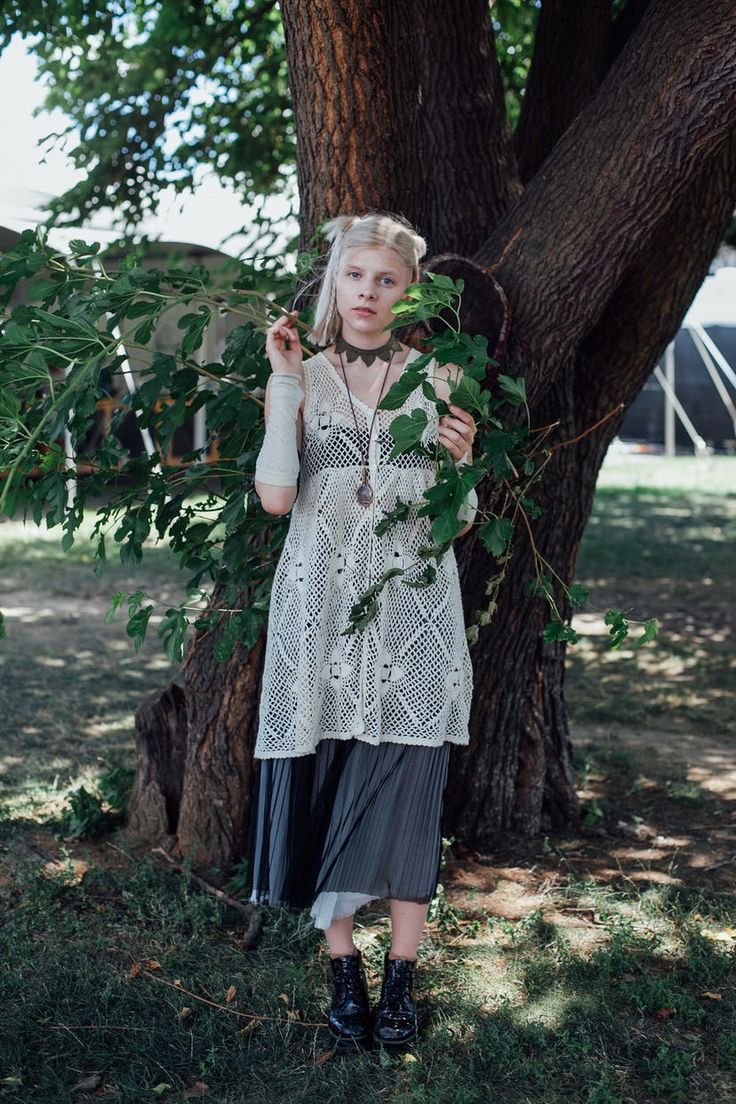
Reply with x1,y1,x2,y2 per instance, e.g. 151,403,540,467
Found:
338,272,659,652
0,231,658,661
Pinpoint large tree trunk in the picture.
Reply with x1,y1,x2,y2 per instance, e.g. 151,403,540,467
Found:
130,0,736,872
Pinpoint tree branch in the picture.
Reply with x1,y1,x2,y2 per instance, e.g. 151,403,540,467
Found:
280,0,424,246
576,128,736,428
415,0,521,254
514,0,612,184
474,0,736,402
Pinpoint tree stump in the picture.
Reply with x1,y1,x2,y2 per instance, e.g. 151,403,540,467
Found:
123,682,188,850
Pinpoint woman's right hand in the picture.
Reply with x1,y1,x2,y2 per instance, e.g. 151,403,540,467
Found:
265,311,304,376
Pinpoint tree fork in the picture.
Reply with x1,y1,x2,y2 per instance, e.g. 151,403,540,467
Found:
476,0,736,393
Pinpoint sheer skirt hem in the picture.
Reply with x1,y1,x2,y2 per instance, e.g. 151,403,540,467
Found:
248,737,450,931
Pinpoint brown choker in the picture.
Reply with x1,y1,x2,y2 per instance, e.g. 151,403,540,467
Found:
333,332,402,366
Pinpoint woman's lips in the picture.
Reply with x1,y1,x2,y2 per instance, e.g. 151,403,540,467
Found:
353,307,376,316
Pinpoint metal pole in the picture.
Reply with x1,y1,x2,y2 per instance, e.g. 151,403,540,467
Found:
653,364,708,455
689,322,736,389
64,364,77,507
664,341,676,457
688,328,736,440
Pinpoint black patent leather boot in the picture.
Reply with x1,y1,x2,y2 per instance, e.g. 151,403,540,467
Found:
372,950,418,1051
326,949,372,1049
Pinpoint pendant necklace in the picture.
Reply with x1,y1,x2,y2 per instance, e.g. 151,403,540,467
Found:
337,346,396,507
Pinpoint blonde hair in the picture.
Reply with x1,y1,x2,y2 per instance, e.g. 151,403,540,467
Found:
306,212,427,345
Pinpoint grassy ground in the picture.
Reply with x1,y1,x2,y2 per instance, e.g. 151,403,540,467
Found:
1,456,734,1103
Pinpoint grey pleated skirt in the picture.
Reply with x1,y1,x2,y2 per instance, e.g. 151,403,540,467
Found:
247,738,452,930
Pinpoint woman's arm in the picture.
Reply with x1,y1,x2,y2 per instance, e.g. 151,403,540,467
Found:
253,312,306,516
253,371,305,515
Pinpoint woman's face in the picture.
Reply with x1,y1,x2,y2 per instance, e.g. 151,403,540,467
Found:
335,245,413,348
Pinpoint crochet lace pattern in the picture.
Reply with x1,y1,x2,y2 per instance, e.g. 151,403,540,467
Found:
254,347,474,759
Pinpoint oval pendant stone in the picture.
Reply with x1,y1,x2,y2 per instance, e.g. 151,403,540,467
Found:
357,481,373,506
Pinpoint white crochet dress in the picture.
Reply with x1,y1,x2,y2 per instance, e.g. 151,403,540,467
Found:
253,347,474,760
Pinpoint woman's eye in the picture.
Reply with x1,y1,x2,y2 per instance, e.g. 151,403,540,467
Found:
381,277,395,286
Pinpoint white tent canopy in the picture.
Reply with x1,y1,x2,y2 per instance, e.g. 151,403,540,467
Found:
683,265,736,328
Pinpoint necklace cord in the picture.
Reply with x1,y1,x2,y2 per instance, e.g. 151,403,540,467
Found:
338,349,395,482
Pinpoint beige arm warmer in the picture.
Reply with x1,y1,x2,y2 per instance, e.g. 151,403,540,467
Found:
456,449,478,527
254,372,304,487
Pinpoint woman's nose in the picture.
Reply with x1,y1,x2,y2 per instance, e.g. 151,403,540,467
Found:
359,287,377,300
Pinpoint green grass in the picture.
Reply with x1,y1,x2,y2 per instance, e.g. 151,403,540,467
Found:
567,456,735,733
1,835,734,1104
1,455,734,1103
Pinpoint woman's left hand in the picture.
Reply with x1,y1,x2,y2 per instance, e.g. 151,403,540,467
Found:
438,404,477,463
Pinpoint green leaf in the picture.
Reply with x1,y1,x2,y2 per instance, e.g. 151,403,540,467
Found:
421,378,438,403
126,603,154,651
115,509,151,565
68,239,100,258
342,568,404,635
373,497,414,537
568,583,589,607
404,563,437,589
105,592,126,624
525,574,554,601
497,374,527,405
478,515,514,558
178,305,212,358
449,374,485,417
386,408,429,457
60,527,75,553
543,619,579,645
430,508,464,545
485,428,519,478
520,495,546,519
604,608,629,650
379,370,423,411
93,534,107,578
158,608,189,663
635,618,660,648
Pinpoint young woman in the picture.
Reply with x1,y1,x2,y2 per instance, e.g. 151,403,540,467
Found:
248,212,477,1053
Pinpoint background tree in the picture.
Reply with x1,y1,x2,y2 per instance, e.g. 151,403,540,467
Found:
2,0,736,873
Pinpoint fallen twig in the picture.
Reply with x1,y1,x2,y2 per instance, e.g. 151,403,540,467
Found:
151,846,262,949
138,968,325,1029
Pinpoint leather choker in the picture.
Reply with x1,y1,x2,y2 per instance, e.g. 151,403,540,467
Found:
333,332,402,366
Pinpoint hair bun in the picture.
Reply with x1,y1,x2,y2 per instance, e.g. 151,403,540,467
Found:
322,214,357,243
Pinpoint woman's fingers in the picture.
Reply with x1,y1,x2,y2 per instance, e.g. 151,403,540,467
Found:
441,410,476,443
267,311,299,340
448,403,472,423
438,405,476,461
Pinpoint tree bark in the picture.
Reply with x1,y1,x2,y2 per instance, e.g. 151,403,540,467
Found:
513,0,611,184
280,0,425,248
414,0,520,254
445,127,736,844
125,683,188,847
174,586,266,873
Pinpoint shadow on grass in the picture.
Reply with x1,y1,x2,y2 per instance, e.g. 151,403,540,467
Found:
568,487,735,734
1,837,734,1104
